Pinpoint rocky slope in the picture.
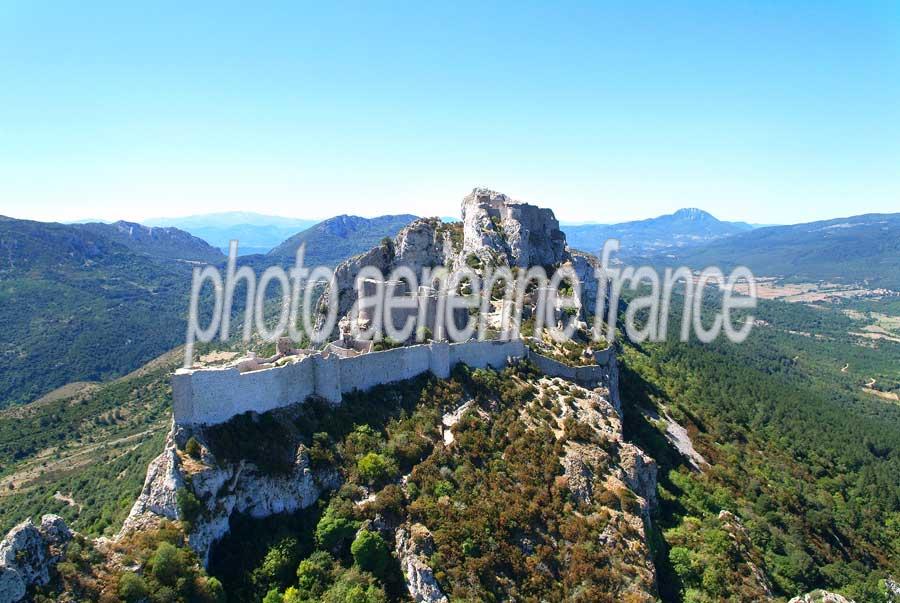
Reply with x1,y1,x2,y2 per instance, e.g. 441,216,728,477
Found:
119,422,341,566
315,188,607,338
73,220,225,263
36,336,655,602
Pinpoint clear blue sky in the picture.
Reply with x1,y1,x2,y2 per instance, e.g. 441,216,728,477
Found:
1,1,897,225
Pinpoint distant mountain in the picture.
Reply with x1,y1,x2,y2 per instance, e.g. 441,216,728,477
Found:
267,214,419,266
144,212,318,256
563,208,755,255
0,216,194,407
73,221,224,263
650,212,900,288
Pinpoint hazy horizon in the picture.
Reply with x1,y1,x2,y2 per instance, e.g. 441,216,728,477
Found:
1,200,894,229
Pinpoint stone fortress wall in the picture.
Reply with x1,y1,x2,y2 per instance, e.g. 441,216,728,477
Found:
173,339,613,427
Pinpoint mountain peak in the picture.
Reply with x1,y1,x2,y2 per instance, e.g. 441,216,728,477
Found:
672,208,717,221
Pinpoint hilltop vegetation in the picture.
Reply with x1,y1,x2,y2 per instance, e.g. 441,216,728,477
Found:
204,360,656,603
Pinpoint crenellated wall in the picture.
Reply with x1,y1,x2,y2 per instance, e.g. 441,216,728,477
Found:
172,339,612,426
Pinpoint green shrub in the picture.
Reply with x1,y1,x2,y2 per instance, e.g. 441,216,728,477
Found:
351,530,391,577
199,576,226,602
262,588,284,603
185,436,202,459
118,572,149,602
433,480,454,498
315,502,359,553
321,568,387,603
149,541,187,587
176,488,202,526
372,337,402,352
357,453,398,486
296,550,334,597
257,537,301,589
368,484,406,516
308,432,336,470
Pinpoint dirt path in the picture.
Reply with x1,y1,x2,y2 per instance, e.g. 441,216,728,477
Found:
0,423,166,497
53,491,82,511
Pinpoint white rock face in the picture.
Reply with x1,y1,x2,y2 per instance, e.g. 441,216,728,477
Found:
395,523,449,603
315,218,450,338
0,514,72,602
120,426,339,566
318,188,609,338
618,442,659,519
459,188,567,268
570,250,608,323
789,591,855,603
124,430,184,524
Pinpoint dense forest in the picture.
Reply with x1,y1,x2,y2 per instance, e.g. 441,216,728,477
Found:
619,293,900,601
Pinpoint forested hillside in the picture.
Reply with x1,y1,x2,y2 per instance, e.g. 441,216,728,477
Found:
645,213,900,288
621,295,900,601
0,351,176,536
73,221,225,263
0,217,196,407
3,292,898,601
267,214,418,267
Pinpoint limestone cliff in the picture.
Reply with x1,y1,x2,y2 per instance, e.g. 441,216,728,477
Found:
459,187,568,268
0,514,72,602
315,217,451,337
395,523,449,603
120,423,340,565
316,187,608,338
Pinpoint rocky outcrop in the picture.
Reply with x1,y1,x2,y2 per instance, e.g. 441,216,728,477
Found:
316,188,609,338
788,591,855,603
569,250,607,320
530,364,658,598
120,423,339,566
315,218,450,338
459,188,567,268
561,441,608,506
618,442,659,518
122,430,184,527
395,523,448,603
0,514,72,602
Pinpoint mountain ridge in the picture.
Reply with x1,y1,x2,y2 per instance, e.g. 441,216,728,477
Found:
563,207,755,254
647,212,900,288
73,220,225,263
267,213,419,266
